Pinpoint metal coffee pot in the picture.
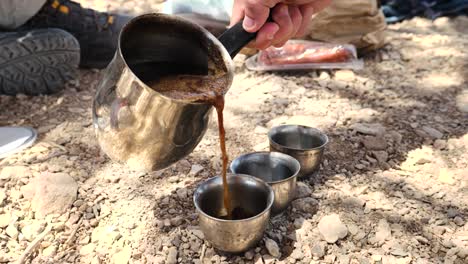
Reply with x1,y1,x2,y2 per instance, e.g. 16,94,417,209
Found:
92,13,258,172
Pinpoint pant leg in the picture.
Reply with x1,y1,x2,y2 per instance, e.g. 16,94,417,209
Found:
0,0,47,30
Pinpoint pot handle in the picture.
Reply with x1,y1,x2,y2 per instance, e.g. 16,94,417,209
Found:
218,13,273,58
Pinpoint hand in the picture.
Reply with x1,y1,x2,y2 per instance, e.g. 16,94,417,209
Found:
231,0,331,49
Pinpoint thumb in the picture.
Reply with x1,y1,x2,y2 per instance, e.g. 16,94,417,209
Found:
241,0,278,32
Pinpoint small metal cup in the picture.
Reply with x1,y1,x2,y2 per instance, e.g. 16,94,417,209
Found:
230,152,300,215
268,125,329,179
193,174,274,253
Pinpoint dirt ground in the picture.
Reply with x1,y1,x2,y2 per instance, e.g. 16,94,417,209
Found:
0,1,467,264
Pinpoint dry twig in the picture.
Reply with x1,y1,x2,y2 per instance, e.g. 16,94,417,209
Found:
17,224,52,264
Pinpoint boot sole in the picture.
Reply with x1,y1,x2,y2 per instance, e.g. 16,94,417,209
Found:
0,28,80,95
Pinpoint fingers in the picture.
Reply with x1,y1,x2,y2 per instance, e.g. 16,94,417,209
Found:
270,4,293,47
253,22,280,50
295,3,314,37
230,0,333,49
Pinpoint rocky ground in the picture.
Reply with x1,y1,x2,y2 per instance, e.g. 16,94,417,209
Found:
1,1,468,264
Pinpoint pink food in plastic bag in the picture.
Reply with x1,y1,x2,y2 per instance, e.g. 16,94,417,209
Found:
258,42,354,65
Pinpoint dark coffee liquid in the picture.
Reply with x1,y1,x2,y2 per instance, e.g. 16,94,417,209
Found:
149,73,234,219
218,206,256,220
212,95,233,219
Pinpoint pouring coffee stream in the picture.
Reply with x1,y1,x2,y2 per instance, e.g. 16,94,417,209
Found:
147,20,261,219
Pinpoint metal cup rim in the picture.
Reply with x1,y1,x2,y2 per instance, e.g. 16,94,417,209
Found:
268,125,329,151
193,174,274,223
229,151,301,184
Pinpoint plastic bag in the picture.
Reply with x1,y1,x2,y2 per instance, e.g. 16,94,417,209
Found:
245,40,364,72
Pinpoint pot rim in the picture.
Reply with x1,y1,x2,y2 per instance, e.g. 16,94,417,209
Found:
117,13,235,106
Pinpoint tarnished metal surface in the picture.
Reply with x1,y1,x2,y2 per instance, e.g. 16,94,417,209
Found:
193,174,274,253
93,14,234,171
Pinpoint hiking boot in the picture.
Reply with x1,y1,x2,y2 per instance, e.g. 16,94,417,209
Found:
0,28,80,95
19,0,132,69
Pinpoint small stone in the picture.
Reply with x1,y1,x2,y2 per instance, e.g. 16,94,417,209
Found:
318,214,348,243
415,236,429,245
335,70,356,81
362,136,387,150
295,182,312,199
176,188,188,200
6,225,18,239
310,242,326,258
245,250,255,260
191,229,204,240
80,243,95,255
189,164,204,175
21,222,45,242
343,196,365,208
375,219,391,244
73,200,84,207
265,238,281,258
42,245,57,257
263,254,275,264
0,166,30,180
170,216,183,227
292,197,319,214
24,172,78,218
391,245,409,257
112,246,132,264
439,168,456,185
458,248,468,258
454,216,464,226
347,223,359,235
422,126,443,139
291,249,304,260
355,164,365,170
0,213,11,228
456,89,468,113
434,139,447,150
166,247,178,264
372,151,389,163
351,123,386,136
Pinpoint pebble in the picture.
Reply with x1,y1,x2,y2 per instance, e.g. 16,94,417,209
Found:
455,89,468,113
23,172,78,218
453,216,464,226
112,246,132,264
351,123,386,136
42,245,57,257
245,250,255,260
292,197,319,214
334,70,356,82
374,219,392,244
80,244,95,255
439,168,456,185
189,164,204,175
310,242,326,258
21,222,45,242
0,166,30,180
422,126,443,139
362,136,387,150
318,214,348,243
265,238,281,258
0,213,10,228
295,182,312,199
372,151,389,163
166,247,178,264
6,224,19,239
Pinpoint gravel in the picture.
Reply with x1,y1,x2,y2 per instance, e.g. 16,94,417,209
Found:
0,3,466,263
